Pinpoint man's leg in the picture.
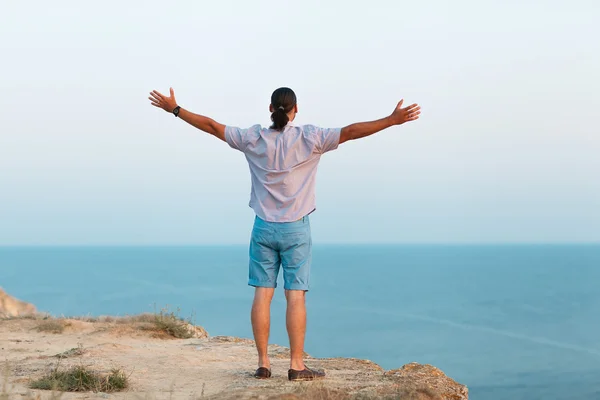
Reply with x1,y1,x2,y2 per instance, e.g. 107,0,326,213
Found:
248,216,280,372
278,216,315,375
285,289,307,370
251,287,275,369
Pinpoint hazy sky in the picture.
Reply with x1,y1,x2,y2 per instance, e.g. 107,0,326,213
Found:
1,1,598,245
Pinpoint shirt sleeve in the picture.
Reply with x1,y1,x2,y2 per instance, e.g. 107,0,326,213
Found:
225,125,259,152
308,126,341,154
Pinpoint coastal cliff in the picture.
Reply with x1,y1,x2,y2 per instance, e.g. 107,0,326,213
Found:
0,288,37,318
0,290,467,399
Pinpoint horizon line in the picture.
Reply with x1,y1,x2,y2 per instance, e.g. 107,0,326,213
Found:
1,242,599,248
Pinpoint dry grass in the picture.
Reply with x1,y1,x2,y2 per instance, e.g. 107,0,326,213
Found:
80,311,200,339
64,315,118,323
134,307,196,339
103,307,197,339
30,364,128,393
36,319,70,334
25,306,199,340
117,313,157,324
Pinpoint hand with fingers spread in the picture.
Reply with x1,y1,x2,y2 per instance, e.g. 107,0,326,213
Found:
147,87,227,140
338,98,421,143
389,100,421,126
149,88,178,113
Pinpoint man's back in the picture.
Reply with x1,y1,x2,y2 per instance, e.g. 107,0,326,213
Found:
225,124,340,222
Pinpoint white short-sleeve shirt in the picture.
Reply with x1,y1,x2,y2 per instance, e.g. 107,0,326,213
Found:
225,123,341,222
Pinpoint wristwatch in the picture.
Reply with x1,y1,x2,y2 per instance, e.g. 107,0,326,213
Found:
172,106,181,117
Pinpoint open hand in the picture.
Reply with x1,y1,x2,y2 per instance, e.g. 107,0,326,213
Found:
149,88,178,113
389,100,421,125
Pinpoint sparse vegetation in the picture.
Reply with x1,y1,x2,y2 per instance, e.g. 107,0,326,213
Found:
128,306,197,339
36,319,70,334
26,305,199,339
30,365,128,393
116,313,157,324
54,344,85,359
151,307,195,339
76,306,199,339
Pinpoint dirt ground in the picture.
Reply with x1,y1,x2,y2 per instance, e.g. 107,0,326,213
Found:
0,317,467,399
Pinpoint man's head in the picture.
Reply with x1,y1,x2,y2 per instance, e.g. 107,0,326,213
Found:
269,87,298,130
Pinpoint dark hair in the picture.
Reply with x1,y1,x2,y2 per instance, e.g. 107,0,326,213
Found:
270,87,297,130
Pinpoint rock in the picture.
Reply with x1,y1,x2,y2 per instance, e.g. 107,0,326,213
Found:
317,357,384,372
383,362,469,400
210,336,255,344
0,288,37,318
187,323,209,339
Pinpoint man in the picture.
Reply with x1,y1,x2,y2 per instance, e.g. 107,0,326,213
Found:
148,87,420,380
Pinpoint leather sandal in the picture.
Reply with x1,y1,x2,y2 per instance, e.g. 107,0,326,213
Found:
288,366,325,381
254,367,272,379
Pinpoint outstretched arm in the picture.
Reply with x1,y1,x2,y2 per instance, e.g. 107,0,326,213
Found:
339,100,421,144
149,88,226,142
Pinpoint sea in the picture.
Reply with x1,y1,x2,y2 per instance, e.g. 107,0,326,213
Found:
1,244,599,400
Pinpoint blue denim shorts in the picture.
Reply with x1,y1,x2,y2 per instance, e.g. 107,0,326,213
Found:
248,215,312,291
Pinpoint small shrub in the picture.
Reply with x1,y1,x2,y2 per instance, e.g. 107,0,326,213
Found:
30,365,128,393
36,320,69,334
135,307,195,339
152,308,194,339
105,368,128,391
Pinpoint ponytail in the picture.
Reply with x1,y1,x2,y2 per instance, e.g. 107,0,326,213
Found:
271,106,290,130
270,87,297,130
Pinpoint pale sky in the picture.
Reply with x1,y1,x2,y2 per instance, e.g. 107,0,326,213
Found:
1,0,598,245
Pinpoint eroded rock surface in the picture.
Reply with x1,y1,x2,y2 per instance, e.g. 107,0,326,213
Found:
0,288,37,317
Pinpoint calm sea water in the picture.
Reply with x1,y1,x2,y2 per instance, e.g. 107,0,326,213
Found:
1,245,599,399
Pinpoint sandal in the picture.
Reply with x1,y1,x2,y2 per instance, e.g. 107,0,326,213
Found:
288,366,325,381
254,367,272,379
